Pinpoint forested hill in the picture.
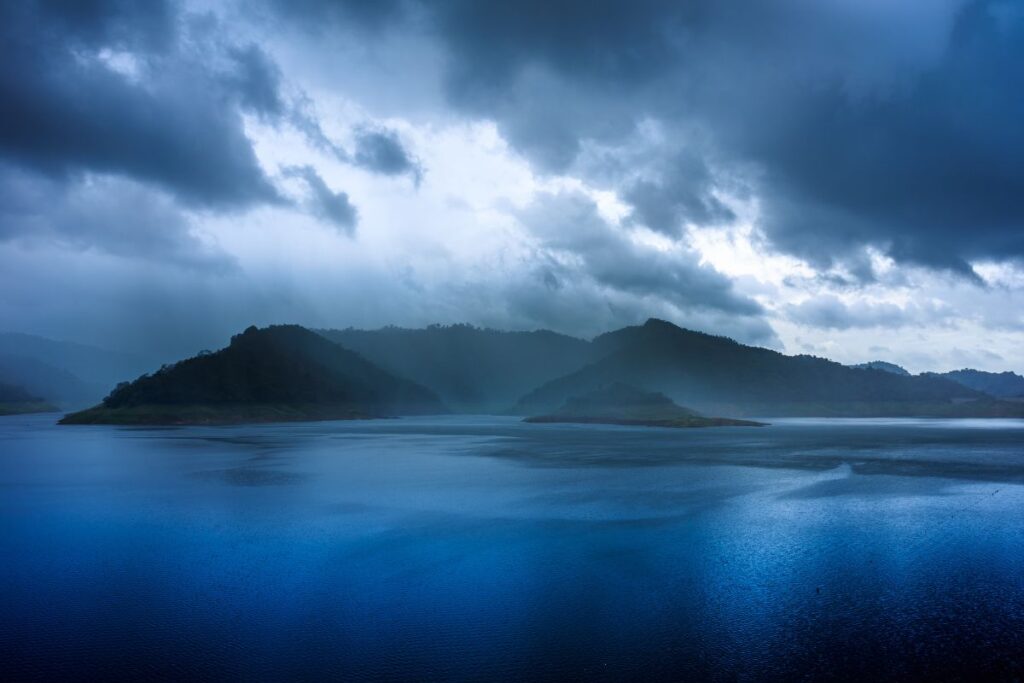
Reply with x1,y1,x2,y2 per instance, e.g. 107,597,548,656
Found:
515,319,1023,418
61,325,446,425
318,324,595,413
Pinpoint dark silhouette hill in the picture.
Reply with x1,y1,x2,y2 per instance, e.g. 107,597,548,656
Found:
0,381,56,415
925,369,1024,399
61,325,446,425
514,319,1023,418
525,382,763,428
318,324,595,413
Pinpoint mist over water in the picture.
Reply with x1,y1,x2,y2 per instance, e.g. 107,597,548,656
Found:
3,415,1024,680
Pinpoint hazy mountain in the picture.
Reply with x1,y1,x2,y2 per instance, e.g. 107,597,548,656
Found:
525,382,763,428
62,325,446,425
850,361,911,376
0,354,97,408
927,369,1024,399
514,319,1020,418
0,381,56,415
0,381,37,402
0,333,159,406
318,324,595,413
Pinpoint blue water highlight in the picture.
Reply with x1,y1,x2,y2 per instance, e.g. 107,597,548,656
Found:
2,414,1024,680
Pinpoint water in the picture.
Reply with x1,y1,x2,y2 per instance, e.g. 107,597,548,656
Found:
2,414,1024,681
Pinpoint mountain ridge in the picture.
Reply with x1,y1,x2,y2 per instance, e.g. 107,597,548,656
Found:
514,319,1021,418
926,369,1024,399
61,325,446,425
318,324,595,413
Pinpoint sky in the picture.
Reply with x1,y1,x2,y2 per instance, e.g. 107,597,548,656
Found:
1,0,1023,372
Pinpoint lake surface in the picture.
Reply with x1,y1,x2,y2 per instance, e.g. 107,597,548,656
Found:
3,414,1024,681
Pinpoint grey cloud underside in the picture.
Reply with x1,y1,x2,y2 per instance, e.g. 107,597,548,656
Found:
275,0,1024,273
0,165,235,271
786,296,953,332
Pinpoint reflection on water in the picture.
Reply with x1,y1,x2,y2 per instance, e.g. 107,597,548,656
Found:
2,414,1024,680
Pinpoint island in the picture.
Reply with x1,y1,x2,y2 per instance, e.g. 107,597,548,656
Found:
60,325,446,425
523,382,766,428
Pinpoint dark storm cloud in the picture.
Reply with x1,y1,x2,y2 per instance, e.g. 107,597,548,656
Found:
0,1,282,208
273,0,1024,274
225,43,287,120
708,0,1024,276
352,128,423,184
286,166,359,234
268,0,408,34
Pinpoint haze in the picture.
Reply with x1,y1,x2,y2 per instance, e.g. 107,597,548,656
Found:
2,0,1022,372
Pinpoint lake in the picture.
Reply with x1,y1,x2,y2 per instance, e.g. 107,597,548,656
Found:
2,414,1024,681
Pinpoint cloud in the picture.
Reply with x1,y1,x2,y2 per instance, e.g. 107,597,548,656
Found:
3,0,1023,375
0,1,285,208
0,165,235,271
285,166,359,234
267,0,407,34
513,190,777,344
623,151,738,236
277,0,1024,274
351,127,424,184
225,43,287,120
786,295,953,331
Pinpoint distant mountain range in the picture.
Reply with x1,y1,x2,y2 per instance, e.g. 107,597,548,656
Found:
0,381,56,416
36,318,1024,425
926,369,1024,399
62,325,445,425
846,362,1024,399
0,333,159,408
318,324,595,413
516,319,1020,418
